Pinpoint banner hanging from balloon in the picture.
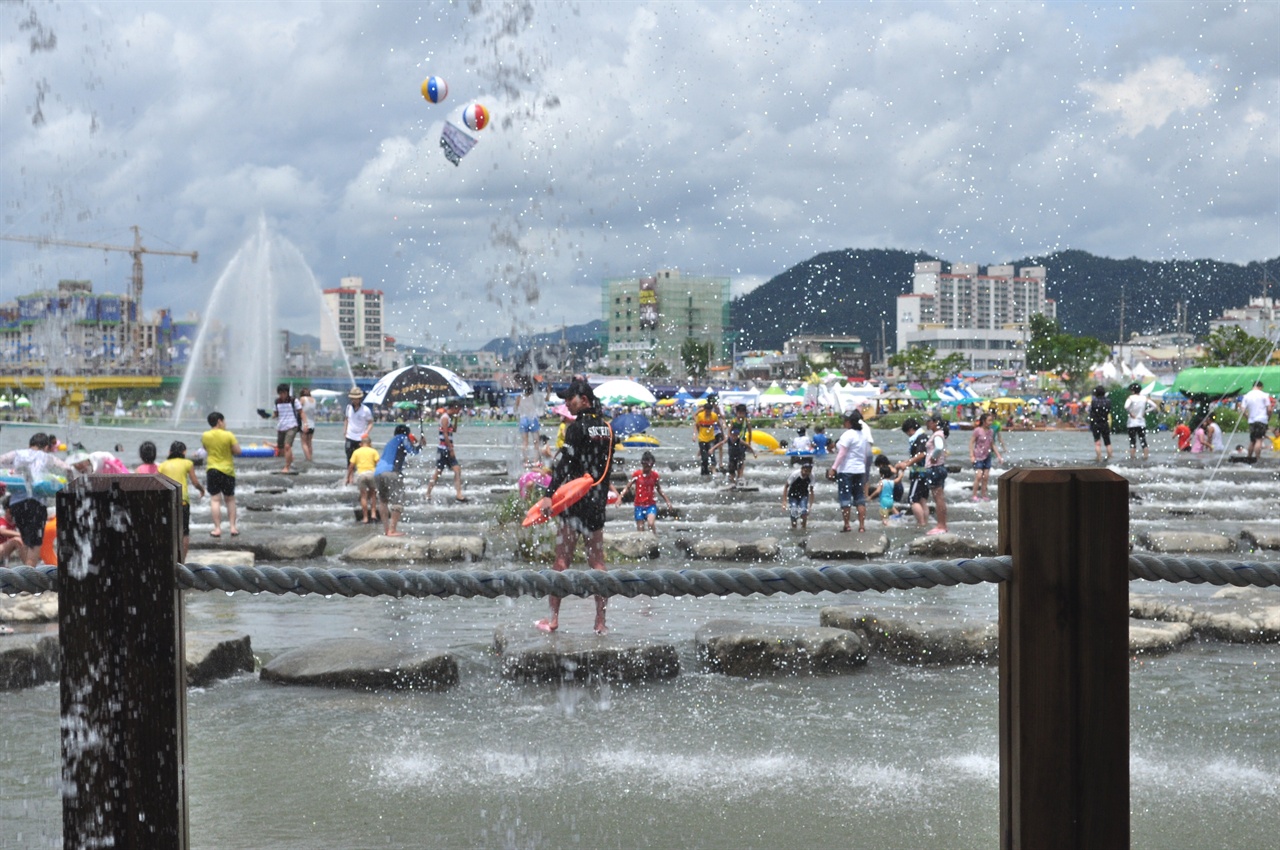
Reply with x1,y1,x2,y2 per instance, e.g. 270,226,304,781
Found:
439,120,477,166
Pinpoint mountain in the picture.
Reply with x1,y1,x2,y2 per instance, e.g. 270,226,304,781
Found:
481,320,605,358
732,249,1278,351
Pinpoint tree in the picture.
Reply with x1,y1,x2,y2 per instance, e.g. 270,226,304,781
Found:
1026,314,1109,392
936,352,969,380
680,338,713,382
887,346,936,383
1198,326,1275,367
643,360,670,379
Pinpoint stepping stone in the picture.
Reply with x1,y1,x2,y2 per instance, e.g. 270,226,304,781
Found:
0,635,59,691
261,637,458,691
821,605,997,665
1240,526,1280,551
802,531,889,560
1128,619,1192,655
695,619,868,677
186,631,255,687
674,536,780,561
0,593,58,624
906,533,998,558
1142,530,1235,553
603,531,661,561
342,534,485,562
185,550,255,568
494,626,679,683
1130,589,1280,643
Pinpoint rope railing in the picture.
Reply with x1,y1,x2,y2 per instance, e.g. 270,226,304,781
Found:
2,554,1277,599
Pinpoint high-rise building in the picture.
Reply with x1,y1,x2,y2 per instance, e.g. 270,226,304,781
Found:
321,277,385,356
602,269,730,376
895,262,1055,371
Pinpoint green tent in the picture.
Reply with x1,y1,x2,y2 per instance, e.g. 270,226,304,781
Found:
1170,366,1280,398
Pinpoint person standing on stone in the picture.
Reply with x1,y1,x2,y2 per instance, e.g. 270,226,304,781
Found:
297,388,317,462
344,434,382,524
1123,383,1158,461
343,387,375,463
1239,380,1275,462
426,403,466,502
693,395,721,477
782,458,815,530
272,383,301,474
202,411,242,538
968,413,1002,500
894,417,933,531
157,441,205,561
826,409,874,533
0,433,75,566
374,424,420,537
535,378,615,636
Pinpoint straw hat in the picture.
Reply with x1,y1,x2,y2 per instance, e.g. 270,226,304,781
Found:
347,387,365,400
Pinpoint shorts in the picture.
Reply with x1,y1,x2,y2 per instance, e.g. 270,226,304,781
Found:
519,416,540,434
908,471,930,503
376,471,405,509
972,456,992,470
344,438,362,462
436,448,459,471
835,472,867,509
1127,426,1148,449
880,506,894,520
11,499,48,548
634,504,657,523
788,496,809,520
180,503,191,537
206,469,236,497
728,447,745,476
921,466,948,491
1249,422,1268,443
277,427,298,449
354,471,377,495
1090,423,1111,445
562,492,607,534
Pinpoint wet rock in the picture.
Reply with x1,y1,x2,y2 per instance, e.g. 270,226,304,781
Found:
820,605,996,665
0,594,58,624
1141,530,1235,553
674,536,780,561
1128,618,1192,655
1130,589,1280,642
186,631,255,686
604,531,661,561
260,637,458,691
695,619,868,677
1240,526,1280,551
191,533,327,560
494,626,679,683
341,534,485,562
254,487,288,495
906,533,998,558
0,635,58,690
185,550,255,568
801,531,890,560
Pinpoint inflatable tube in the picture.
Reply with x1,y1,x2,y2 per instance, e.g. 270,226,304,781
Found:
620,434,660,448
40,516,57,566
522,473,594,527
238,445,278,458
749,431,780,451
0,474,66,499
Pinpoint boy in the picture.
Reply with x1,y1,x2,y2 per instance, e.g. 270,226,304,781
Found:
272,383,301,474
620,451,673,532
710,424,757,488
782,459,815,529
344,434,381,524
201,411,242,537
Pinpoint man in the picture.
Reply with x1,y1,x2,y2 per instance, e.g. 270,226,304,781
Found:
273,383,301,473
0,433,75,566
426,403,466,502
1239,380,1275,461
202,411,242,537
693,394,720,476
894,417,933,530
1123,383,1158,460
535,378,615,635
343,387,375,463
374,424,420,537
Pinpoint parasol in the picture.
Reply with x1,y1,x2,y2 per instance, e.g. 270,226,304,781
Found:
364,365,472,406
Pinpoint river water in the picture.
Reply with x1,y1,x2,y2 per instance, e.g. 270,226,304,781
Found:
2,419,1277,849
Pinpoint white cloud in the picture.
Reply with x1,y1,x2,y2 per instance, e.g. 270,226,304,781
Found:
1081,57,1215,137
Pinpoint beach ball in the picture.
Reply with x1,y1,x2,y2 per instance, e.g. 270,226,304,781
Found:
421,76,448,104
462,102,490,132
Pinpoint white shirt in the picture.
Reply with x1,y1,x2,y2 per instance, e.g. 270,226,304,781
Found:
344,403,375,441
832,426,873,475
1240,388,1273,424
1123,394,1155,428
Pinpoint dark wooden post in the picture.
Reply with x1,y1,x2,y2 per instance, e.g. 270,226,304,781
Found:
57,474,188,850
998,468,1129,850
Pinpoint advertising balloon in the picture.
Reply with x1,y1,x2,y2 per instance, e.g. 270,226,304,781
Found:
462,102,490,132
421,76,448,104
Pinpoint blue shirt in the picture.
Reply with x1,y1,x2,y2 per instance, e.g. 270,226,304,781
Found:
374,434,420,476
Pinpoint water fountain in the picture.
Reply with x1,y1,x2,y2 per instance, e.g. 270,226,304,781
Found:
172,216,355,428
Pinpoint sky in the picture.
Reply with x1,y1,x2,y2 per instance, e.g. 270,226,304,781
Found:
1,0,1276,351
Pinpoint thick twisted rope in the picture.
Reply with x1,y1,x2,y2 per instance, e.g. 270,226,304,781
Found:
2,555,1276,599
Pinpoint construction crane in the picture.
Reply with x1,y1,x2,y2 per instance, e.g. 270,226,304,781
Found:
0,224,198,348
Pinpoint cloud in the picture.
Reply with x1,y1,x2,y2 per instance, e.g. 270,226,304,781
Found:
1081,57,1215,137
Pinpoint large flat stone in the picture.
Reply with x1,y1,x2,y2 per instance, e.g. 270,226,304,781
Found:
674,536,780,561
186,631,255,687
1141,530,1235,553
695,619,868,677
260,637,459,691
1130,589,1280,642
603,531,661,561
1128,618,1192,655
0,593,58,623
0,634,58,690
192,533,327,560
906,534,998,558
341,534,485,562
802,531,890,560
494,626,679,684
1240,526,1280,551
821,605,997,665
185,550,255,568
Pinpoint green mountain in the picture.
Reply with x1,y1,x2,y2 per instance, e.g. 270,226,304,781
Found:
732,248,1277,351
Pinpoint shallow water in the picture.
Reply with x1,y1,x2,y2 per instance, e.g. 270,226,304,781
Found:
1,420,1277,849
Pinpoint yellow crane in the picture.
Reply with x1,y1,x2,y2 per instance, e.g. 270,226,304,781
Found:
0,225,198,347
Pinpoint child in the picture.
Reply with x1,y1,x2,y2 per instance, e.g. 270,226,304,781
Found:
811,424,830,456
782,459,815,529
711,424,757,488
344,434,381,524
0,494,23,564
620,451,672,532
135,441,159,474
157,441,206,561
867,464,902,526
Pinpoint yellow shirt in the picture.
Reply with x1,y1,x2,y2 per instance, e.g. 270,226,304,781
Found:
695,409,719,442
202,428,238,476
350,445,380,474
157,457,195,504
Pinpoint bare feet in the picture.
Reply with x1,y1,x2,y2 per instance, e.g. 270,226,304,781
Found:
386,530,406,537
594,621,608,636
925,527,948,536
209,529,221,538
535,619,557,633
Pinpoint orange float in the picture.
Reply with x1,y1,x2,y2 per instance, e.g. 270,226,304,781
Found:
521,473,595,527
40,516,57,566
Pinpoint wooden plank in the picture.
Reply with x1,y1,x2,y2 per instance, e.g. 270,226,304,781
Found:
998,468,1129,850
58,474,188,850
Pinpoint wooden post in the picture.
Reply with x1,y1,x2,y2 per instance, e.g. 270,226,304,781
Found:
998,468,1129,850
57,474,188,850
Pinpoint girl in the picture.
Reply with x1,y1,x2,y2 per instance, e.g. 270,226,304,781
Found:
157,441,206,561
968,414,1002,501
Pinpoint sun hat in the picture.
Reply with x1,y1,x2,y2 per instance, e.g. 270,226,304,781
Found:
347,387,365,400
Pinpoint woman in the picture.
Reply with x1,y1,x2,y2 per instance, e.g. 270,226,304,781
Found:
968,413,1002,501
827,409,874,533
297,388,317,462
1204,413,1224,453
